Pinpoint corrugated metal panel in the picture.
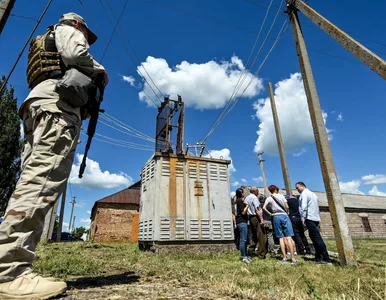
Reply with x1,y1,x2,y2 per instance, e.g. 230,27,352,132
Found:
175,218,185,240
223,220,233,239
201,219,210,239
190,219,199,239
160,218,170,240
96,188,140,205
212,219,222,240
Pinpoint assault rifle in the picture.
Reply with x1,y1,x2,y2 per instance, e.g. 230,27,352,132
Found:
78,73,105,178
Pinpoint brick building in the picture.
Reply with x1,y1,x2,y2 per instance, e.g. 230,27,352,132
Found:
90,182,140,242
241,187,386,239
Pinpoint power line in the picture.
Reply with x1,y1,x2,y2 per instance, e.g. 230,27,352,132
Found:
0,7,38,21
201,20,288,143
100,0,164,104
200,1,285,143
100,0,129,63
246,0,386,53
77,0,161,107
0,0,53,95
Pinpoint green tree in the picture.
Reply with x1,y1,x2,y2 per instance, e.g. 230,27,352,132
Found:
73,226,87,238
0,77,22,216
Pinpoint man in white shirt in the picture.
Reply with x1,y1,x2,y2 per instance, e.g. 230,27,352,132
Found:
0,13,108,299
296,181,331,264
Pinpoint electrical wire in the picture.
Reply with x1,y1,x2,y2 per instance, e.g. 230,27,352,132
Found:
100,0,129,63
99,0,164,105
105,0,165,100
200,1,285,143
201,20,288,143
77,0,161,107
0,0,53,95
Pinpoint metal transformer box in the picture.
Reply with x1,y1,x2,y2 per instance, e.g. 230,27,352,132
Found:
138,152,234,252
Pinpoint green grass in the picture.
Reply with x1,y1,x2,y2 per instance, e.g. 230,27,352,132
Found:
34,239,386,299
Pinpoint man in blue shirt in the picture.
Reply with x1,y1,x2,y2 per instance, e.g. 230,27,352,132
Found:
296,182,331,264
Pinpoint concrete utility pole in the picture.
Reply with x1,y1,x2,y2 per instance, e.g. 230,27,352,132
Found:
40,200,59,242
268,82,292,195
257,152,269,196
286,3,356,265
287,0,386,80
56,181,68,242
0,0,16,35
71,216,76,233
68,196,76,232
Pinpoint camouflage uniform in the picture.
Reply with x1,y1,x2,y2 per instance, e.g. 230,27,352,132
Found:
0,15,107,283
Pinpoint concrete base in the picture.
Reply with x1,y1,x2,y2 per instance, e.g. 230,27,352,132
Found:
139,241,236,254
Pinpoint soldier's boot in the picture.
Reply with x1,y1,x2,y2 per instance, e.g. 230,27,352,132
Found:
0,273,67,299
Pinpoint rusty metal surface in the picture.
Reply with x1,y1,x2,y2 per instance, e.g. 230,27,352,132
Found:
95,188,140,205
290,0,386,80
169,158,177,237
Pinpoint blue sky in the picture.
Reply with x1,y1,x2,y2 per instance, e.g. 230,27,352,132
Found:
1,0,385,230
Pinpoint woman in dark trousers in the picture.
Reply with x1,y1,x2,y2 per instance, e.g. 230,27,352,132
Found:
234,188,250,264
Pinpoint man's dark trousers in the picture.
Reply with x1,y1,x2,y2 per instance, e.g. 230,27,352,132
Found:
291,216,310,254
305,219,330,261
248,215,258,249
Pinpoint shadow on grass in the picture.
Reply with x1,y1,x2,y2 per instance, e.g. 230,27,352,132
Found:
67,271,140,290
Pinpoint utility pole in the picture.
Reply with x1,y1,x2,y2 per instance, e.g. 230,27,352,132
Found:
56,181,68,242
286,0,385,80
268,82,292,195
286,3,356,265
71,216,76,233
40,200,59,242
0,0,16,35
68,196,76,232
257,152,269,196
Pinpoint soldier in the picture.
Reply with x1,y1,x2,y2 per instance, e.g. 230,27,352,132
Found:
0,13,108,299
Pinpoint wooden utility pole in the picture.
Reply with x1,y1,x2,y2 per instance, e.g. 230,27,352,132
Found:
257,152,269,196
56,182,68,241
0,0,16,35
68,196,76,232
268,82,292,195
286,3,356,265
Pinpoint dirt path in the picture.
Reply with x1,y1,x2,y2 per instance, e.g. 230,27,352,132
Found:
57,272,231,300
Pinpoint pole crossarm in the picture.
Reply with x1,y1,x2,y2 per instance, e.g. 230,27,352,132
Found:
286,0,386,80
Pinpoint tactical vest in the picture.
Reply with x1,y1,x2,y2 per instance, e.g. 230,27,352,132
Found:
26,25,66,89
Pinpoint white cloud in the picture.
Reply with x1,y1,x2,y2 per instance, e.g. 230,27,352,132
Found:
69,154,133,189
86,210,91,215
293,148,307,157
361,174,386,185
204,148,236,174
230,191,236,199
339,180,364,195
122,75,136,87
231,181,240,187
80,218,91,229
241,178,247,183
74,200,85,208
20,122,24,140
337,113,343,122
137,55,263,109
63,222,69,232
253,73,332,155
252,176,263,183
368,186,386,196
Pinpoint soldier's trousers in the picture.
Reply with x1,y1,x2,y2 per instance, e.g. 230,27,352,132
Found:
0,101,80,283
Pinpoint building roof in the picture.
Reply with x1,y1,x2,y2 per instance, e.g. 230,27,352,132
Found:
252,187,386,211
90,181,141,220
95,188,140,205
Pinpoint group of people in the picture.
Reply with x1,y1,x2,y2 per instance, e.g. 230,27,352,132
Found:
232,182,331,265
